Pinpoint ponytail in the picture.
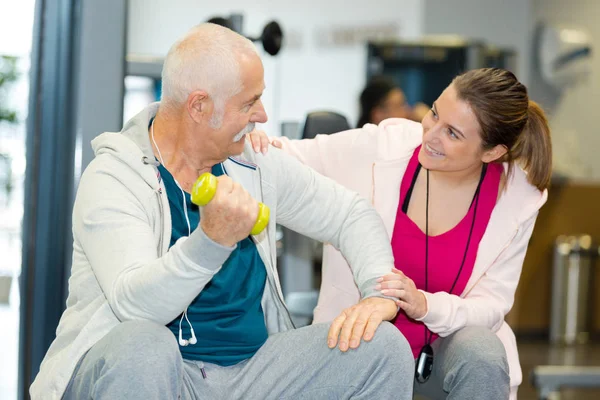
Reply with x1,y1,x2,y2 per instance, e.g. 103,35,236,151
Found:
510,100,553,191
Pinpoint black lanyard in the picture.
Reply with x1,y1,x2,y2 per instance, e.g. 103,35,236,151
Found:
407,163,487,383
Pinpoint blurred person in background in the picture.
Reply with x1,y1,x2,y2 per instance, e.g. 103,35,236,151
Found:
357,75,430,128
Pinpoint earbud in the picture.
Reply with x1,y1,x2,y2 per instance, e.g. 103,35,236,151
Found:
178,311,197,347
189,330,197,345
179,328,189,347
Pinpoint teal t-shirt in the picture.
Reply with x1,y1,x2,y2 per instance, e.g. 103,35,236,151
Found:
160,163,268,366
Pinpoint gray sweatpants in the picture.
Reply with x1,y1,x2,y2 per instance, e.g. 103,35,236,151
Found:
63,320,415,399
413,326,510,400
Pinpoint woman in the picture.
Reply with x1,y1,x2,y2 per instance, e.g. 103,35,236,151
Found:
357,75,429,127
250,68,551,399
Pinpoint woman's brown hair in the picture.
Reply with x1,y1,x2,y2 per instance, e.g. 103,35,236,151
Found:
453,68,552,191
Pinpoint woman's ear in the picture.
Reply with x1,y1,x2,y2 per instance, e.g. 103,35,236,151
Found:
481,144,508,163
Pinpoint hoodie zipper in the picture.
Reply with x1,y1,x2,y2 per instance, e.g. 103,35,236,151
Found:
254,166,296,330
251,234,296,330
157,187,165,256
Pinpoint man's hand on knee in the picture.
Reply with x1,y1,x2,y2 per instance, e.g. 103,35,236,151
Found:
327,297,397,352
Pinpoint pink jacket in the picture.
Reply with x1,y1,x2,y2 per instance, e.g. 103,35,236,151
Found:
278,118,547,398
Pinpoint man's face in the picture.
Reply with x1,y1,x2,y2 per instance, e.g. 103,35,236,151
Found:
212,54,268,156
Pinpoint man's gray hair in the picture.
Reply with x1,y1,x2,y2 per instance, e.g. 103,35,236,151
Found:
160,23,258,126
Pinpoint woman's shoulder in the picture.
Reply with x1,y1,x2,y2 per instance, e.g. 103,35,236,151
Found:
364,117,423,139
499,163,548,222
361,118,423,161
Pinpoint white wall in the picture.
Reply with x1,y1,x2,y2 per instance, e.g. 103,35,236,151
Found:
127,0,424,134
0,0,35,56
422,0,533,84
530,0,600,181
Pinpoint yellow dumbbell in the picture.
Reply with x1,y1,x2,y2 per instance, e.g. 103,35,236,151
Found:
191,173,270,235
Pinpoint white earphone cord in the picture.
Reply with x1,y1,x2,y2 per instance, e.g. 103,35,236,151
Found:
151,121,196,346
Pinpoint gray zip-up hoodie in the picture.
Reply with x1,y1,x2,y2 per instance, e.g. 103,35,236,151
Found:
30,103,396,399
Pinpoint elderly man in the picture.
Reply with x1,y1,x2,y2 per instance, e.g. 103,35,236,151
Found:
31,23,413,400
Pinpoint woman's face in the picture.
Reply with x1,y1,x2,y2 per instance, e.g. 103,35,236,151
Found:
418,84,494,173
371,89,411,124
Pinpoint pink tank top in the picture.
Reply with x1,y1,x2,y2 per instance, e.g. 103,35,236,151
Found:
391,146,502,357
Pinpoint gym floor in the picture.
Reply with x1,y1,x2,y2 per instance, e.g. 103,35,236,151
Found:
517,340,600,399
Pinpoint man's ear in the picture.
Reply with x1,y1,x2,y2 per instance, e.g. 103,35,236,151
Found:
187,90,211,124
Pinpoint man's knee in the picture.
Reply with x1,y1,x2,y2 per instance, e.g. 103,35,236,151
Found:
366,322,413,365
102,320,180,367
65,321,182,399
304,321,412,370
